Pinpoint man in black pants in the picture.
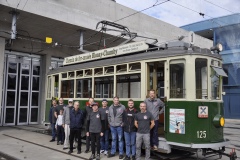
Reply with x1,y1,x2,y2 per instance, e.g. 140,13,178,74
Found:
84,98,94,153
86,102,105,160
68,101,84,154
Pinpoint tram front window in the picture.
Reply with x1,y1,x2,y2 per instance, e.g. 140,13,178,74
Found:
211,68,220,100
170,60,185,98
195,59,208,99
61,80,74,98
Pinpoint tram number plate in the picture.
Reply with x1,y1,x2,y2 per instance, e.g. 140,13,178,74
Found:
197,131,206,138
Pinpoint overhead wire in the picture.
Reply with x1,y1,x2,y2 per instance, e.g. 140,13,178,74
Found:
203,0,236,14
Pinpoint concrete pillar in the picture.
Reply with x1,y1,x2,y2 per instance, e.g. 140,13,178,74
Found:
0,37,5,123
40,53,51,123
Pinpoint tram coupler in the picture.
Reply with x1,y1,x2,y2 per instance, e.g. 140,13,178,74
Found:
203,148,237,160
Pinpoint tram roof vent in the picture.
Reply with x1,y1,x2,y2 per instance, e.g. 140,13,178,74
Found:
168,41,190,49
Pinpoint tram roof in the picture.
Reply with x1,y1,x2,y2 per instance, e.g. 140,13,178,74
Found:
47,41,222,75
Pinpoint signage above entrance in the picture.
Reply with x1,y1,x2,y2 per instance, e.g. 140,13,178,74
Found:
63,41,149,65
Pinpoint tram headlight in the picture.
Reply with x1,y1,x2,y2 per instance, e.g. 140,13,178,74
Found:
213,114,225,128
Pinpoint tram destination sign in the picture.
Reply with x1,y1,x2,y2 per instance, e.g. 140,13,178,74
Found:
63,41,149,65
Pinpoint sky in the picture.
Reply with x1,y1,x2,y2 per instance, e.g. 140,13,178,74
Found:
116,0,240,27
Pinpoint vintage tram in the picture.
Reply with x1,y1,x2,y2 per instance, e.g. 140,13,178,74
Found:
45,40,237,160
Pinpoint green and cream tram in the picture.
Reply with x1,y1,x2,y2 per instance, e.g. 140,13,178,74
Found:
45,41,236,159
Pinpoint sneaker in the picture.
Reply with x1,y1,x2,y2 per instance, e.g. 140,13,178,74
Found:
132,156,136,160
153,145,158,151
49,139,55,142
77,150,81,154
68,150,73,154
85,150,89,153
107,153,115,158
61,142,64,145
104,151,108,156
63,147,68,150
123,156,130,160
89,154,95,160
96,154,100,160
57,141,60,145
100,150,105,154
119,155,124,159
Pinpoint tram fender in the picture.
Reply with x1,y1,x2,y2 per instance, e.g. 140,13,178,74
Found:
158,137,171,154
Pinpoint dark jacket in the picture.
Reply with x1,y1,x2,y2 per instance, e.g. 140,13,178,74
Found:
122,108,139,133
48,106,53,123
70,109,84,130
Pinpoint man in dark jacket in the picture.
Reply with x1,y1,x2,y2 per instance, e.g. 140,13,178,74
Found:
122,99,138,160
68,101,84,154
49,100,58,142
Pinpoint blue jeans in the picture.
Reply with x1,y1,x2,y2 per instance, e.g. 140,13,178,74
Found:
110,126,124,155
51,123,56,140
124,132,136,157
100,129,110,151
150,120,159,147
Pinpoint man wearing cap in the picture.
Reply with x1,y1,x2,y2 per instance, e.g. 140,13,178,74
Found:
108,97,126,159
84,98,94,153
62,99,75,150
98,99,110,156
86,102,105,160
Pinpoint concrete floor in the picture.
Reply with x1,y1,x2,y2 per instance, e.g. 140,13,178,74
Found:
0,119,239,160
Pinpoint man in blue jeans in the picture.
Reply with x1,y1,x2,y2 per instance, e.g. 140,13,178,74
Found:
49,100,58,142
108,97,126,159
99,99,110,156
122,99,138,160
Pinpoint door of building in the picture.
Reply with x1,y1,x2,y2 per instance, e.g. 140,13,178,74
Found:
2,55,41,126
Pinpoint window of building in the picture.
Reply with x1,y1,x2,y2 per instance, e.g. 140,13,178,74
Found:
77,70,83,78
195,59,208,99
117,73,141,98
76,78,92,98
61,80,74,98
129,63,141,72
117,64,127,73
105,66,114,74
211,68,220,100
47,76,51,98
95,76,114,98
170,60,185,98
95,68,103,75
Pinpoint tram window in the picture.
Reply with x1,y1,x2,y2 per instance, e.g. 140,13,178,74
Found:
105,66,114,74
129,63,141,72
68,72,75,78
195,59,208,99
53,75,59,98
85,69,92,76
117,73,141,98
77,70,83,77
76,78,92,98
170,61,185,98
211,68,220,100
47,76,51,98
95,68,103,75
117,64,127,73
95,76,114,98
61,80,74,98
62,73,67,78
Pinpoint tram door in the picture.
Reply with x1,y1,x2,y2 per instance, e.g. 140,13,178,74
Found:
2,55,41,126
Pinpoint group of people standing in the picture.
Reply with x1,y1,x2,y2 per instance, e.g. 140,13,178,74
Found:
48,89,165,160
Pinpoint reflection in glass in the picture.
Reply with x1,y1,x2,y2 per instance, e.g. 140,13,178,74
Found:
95,76,114,98
47,76,51,98
19,108,28,122
7,91,15,106
7,75,16,90
8,63,17,73
20,92,28,106
21,76,29,90
21,64,30,74
31,108,38,122
32,77,39,91
76,79,92,98
32,92,39,106
61,80,74,98
5,108,14,123
211,68,220,100
195,59,208,99
33,66,40,75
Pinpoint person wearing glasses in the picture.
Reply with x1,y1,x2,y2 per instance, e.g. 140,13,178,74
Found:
62,99,75,149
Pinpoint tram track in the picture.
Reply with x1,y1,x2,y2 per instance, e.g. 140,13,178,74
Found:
0,151,19,160
2,134,89,160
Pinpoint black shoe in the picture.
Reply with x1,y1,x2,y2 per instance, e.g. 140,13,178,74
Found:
96,154,100,160
73,147,76,149
63,147,68,150
68,150,73,154
119,155,124,159
108,153,115,158
77,150,81,154
123,156,130,160
85,150,89,153
61,142,64,145
57,141,60,145
132,156,136,160
49,139,55,142
89,154,95,160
